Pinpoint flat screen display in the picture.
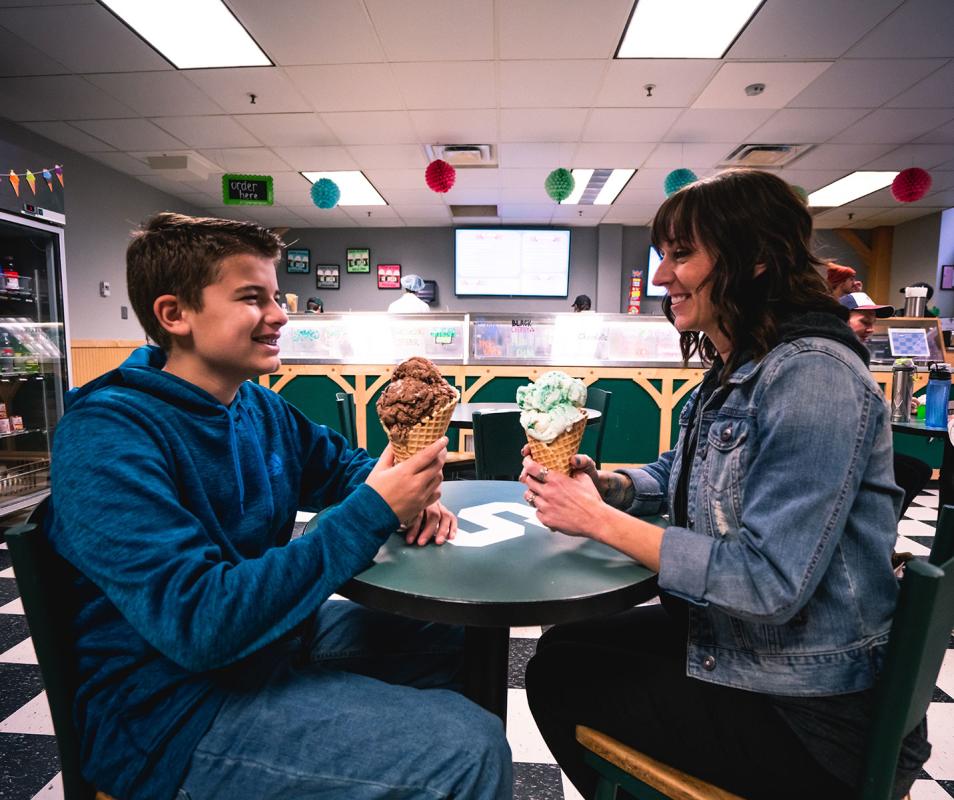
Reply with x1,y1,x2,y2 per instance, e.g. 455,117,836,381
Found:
646,246,666,297
455,228,570,297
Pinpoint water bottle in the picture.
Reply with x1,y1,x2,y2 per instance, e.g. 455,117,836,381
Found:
891,359,916,422
925,362,952,428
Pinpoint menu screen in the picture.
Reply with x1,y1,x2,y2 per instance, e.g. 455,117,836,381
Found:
455,229,570,297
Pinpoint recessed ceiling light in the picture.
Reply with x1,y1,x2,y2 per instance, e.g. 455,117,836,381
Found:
97,0,271,69
617,0,764,59
561,169,635,205
301,171,387,206
807,171,899,208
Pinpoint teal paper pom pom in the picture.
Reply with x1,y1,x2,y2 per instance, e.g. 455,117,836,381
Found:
663,168,697,197
310,178,340,209
790,184,808,203
545,168,575,202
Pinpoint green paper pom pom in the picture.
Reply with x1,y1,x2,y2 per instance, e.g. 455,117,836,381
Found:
663,168,697,197
790,184,808,203
310,178,340,209
545,168,575,202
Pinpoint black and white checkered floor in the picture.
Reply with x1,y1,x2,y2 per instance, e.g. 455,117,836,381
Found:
2,490,953,799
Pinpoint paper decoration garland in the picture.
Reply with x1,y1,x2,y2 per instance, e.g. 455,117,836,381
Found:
8,170,19,197
664,168,697,197
425,159,456,193
891,168,932,203
310,178,340,209
42,169,53,191
54,164,63,187
5,163,63,196
545,168,575,202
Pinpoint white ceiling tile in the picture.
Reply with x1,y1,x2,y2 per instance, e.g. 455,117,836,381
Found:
500,109,588,142
788,143,894,170
362,169,428,189
0,25,70,77
389,203,451,217
498,203,560,219
728,0,902,59
600,206,657,224
582,109,682,142
642,142,737,169
284,65,403,112
773,169,855,193
322,111,417,145
292,207,359,227
346,145,426,169
71,118,186,151
197,148,292,173
501,186,551,203
86,151,152,176
924,188,954,207
497,143,578,168
596,60,720,108
862,206,945,225
152,116,262,149
923,172,954,192
693,62,833,110
573,142,656,167
21,121,114,153
378,189,446,206
0,5,169,73
846,0,954,58
498,168,550,188
392,62,496,110
627,168,678,191
366,0,494,61
234,114,338,148
449,170,501,190
841,186,898,208
887,61,954,108
498,0,634,59
272,146,358,171
663,109,775,143
157,169,225,196
409,110,498,145
749,108,869,143
136,174,197,196
916,120,954,145
241,206,307,227
499,61,605,108
862,145,954,170
614,181,668,204
342,205,399,221
185,68,311,114
0,76,136,121
267,171,315,194
551,205,609,221
227,0,384,65
87,72,223,117
832,109,954,144
444,189,499,205
454,216,501,225
790,59,946,108
811,207,884,228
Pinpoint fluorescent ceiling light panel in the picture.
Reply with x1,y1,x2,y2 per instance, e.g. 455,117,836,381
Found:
594,169,636,205
561,169,593,205
807,171,899,207
617,0,764,59
561,169,634,205
98,0,271,69
301,171,387,206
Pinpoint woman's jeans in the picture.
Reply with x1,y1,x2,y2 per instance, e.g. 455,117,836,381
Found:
176,600,512,799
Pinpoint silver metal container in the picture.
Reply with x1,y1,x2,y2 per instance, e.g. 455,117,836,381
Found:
891,363,916,422
904,296,927,317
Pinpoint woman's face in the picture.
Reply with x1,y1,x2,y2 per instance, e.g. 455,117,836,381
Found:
653,239,731,357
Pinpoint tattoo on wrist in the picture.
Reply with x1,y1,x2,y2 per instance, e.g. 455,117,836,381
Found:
599,473,635,509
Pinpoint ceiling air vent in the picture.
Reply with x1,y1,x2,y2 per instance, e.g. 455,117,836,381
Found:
146,152,217,181
450,205,498,218
720,143,812,168
425,144,497,168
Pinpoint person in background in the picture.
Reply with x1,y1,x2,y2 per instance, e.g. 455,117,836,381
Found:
838,292,932,517
306,296,323,313
388,274,430,313
571,294,592,312
827,263,863,298
521,170,928,800
44,213,511,800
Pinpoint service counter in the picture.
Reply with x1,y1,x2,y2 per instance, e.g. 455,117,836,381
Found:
261,312,950,469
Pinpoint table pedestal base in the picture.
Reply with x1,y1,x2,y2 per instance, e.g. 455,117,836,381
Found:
463,626,511,722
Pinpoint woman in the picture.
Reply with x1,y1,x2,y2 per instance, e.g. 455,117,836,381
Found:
521,170,929,800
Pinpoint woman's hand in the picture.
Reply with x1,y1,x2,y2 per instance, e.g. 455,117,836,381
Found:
519,454,609,538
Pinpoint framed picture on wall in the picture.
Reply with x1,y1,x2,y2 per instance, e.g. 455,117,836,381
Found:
346,248,370,273
316,265,340,290
286,248,310,274
377,263,401,289
942,265,954,290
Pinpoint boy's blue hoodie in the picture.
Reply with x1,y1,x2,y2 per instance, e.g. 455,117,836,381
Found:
46,346,398,800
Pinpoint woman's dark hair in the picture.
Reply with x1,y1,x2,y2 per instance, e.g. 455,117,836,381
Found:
650,169,844,381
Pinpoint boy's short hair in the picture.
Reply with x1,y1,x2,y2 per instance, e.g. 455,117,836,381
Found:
127,212,284,350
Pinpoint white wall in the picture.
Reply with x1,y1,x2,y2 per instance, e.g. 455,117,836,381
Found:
937,208,954,318
891,212,944,313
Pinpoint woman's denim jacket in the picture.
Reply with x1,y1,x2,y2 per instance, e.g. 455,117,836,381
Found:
619,330,903,696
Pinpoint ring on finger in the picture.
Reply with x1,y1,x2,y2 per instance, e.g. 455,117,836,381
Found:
539,466,549,483
526,492,536,507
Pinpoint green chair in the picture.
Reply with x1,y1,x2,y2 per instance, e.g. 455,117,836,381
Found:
3,499,116,800
472,410,525,481
580,387,612,469
335,391,358,448
577,504,954,800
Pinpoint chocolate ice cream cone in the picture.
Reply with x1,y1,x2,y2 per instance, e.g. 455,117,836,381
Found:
526,413,587,475
388,392,458,463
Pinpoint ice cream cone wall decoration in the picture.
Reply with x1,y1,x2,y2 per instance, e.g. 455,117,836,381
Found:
24,170,36,194
8,170,19,197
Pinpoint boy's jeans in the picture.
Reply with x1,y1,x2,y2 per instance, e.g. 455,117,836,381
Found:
176,600,512,799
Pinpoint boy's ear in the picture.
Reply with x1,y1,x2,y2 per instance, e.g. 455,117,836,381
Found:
153,294,191,339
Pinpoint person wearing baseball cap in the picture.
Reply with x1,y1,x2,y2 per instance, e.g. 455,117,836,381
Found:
838,291,893,342
826,263,862,298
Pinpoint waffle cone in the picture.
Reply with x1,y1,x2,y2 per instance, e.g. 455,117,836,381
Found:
526,413,587,474
387,393,458,463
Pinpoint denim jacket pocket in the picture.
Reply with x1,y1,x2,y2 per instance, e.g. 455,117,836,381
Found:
702,418,750,534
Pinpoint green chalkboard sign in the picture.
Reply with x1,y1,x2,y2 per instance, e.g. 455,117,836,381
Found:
222,174,274,206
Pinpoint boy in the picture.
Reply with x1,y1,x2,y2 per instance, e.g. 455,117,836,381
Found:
46,213,511,800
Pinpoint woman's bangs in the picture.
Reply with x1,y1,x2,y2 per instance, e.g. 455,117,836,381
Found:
650,190,697,250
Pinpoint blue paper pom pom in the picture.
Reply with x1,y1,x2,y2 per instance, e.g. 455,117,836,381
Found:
663,168,697,197
310,178,340,209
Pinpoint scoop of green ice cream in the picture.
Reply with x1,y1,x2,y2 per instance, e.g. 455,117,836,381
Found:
516,370,586,442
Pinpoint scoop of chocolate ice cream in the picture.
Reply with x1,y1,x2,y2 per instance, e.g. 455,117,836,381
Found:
376,357,458,443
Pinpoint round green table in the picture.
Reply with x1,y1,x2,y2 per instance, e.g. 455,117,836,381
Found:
334,480,659,721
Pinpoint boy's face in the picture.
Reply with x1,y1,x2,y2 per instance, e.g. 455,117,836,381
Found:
848,310,876,342
179,252,287,389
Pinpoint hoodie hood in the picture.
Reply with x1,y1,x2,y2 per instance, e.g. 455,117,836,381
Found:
777,309,870,367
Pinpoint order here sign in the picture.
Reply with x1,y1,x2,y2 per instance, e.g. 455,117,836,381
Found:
222,174,274,206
